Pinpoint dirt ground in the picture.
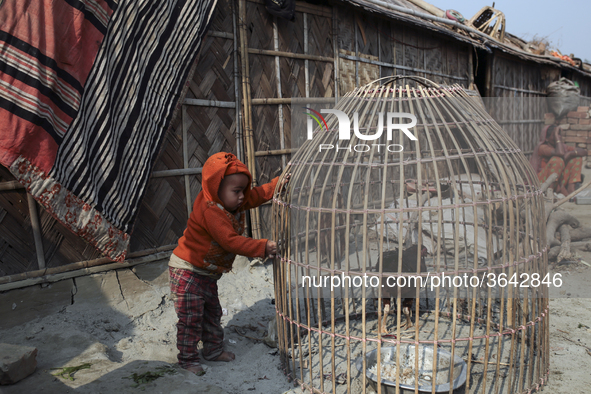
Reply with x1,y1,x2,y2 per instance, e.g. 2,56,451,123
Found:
1,174,591,393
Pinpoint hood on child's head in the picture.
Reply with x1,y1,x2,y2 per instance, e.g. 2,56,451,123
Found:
201,152,252,205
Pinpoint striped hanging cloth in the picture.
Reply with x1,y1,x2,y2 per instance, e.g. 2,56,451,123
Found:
0,0,218,261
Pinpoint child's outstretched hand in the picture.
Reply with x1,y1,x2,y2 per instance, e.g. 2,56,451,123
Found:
278,173,291,194
266,240,278,258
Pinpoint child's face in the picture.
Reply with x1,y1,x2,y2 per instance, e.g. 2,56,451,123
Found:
218,173,249,211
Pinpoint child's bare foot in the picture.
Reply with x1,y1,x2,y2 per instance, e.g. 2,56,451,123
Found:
213,351,235,362
185,365,205,376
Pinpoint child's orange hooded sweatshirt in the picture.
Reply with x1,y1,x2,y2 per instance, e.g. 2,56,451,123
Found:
173,152,278,274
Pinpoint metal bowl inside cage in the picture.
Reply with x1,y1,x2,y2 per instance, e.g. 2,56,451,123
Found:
356,345,467,394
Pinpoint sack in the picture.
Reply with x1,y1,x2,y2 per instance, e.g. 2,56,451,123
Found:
546,77,580,118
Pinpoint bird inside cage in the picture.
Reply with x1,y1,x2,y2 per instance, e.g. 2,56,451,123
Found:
379,244,428,334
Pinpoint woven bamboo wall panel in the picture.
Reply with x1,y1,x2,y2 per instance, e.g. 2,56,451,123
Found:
491,54,554,154
424,38,443,80
247,2,275,50
308,60,334,98
337,10,471,91
250,52,279,99
0,166,102,275
130,117,189,252
339,49,379,93
130,179,188,251
277,12,304,54
355,14,379,59
252,101,283,236
131,0,237,252
0,167,36,275
379,19,393,64
305,13,333,58
336,8,354,53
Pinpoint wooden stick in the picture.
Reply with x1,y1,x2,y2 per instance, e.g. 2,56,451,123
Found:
557,224,572,261
464,358,511,367
546,211,579,247
570,226,591,241
27,194,46,270
552,178,591,209
560,336,591,352
570,241,591,251
539,173,558,194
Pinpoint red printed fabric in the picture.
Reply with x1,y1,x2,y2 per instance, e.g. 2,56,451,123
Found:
0,0,218,261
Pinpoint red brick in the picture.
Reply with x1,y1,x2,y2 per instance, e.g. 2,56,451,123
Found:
577,143,588,148
567,111,589,118
568,117,580,124
577,106,590,112
565,130,588,137
580,119,591,125
544,113,556,119
564,136,588,143
558,123,570,130
571,124,591,131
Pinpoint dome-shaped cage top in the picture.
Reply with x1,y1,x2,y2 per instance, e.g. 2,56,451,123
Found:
271,76,549,394
276,76,546,282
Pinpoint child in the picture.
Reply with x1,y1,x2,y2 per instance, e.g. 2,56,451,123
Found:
169,152,280,375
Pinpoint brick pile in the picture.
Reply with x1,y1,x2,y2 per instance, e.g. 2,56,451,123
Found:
545,106,591,160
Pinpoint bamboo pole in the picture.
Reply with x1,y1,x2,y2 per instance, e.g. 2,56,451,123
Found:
238,0,261,238
152,168,203,178
332,7,339,102
182,98,236,107
273,17,286,170
0,180,25,191
27,194,45,270
405,0,445,17
248,48,333,63
552,178,591,209
254,148,298,157
0,250,174,293
304,12,310,101
207,31,233,39
0,245,176,291
339,52,469,81
251,97,335,105
181,105,193,219
233,3,244,162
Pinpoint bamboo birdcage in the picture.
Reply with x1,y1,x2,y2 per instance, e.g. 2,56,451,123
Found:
272,76,549,394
